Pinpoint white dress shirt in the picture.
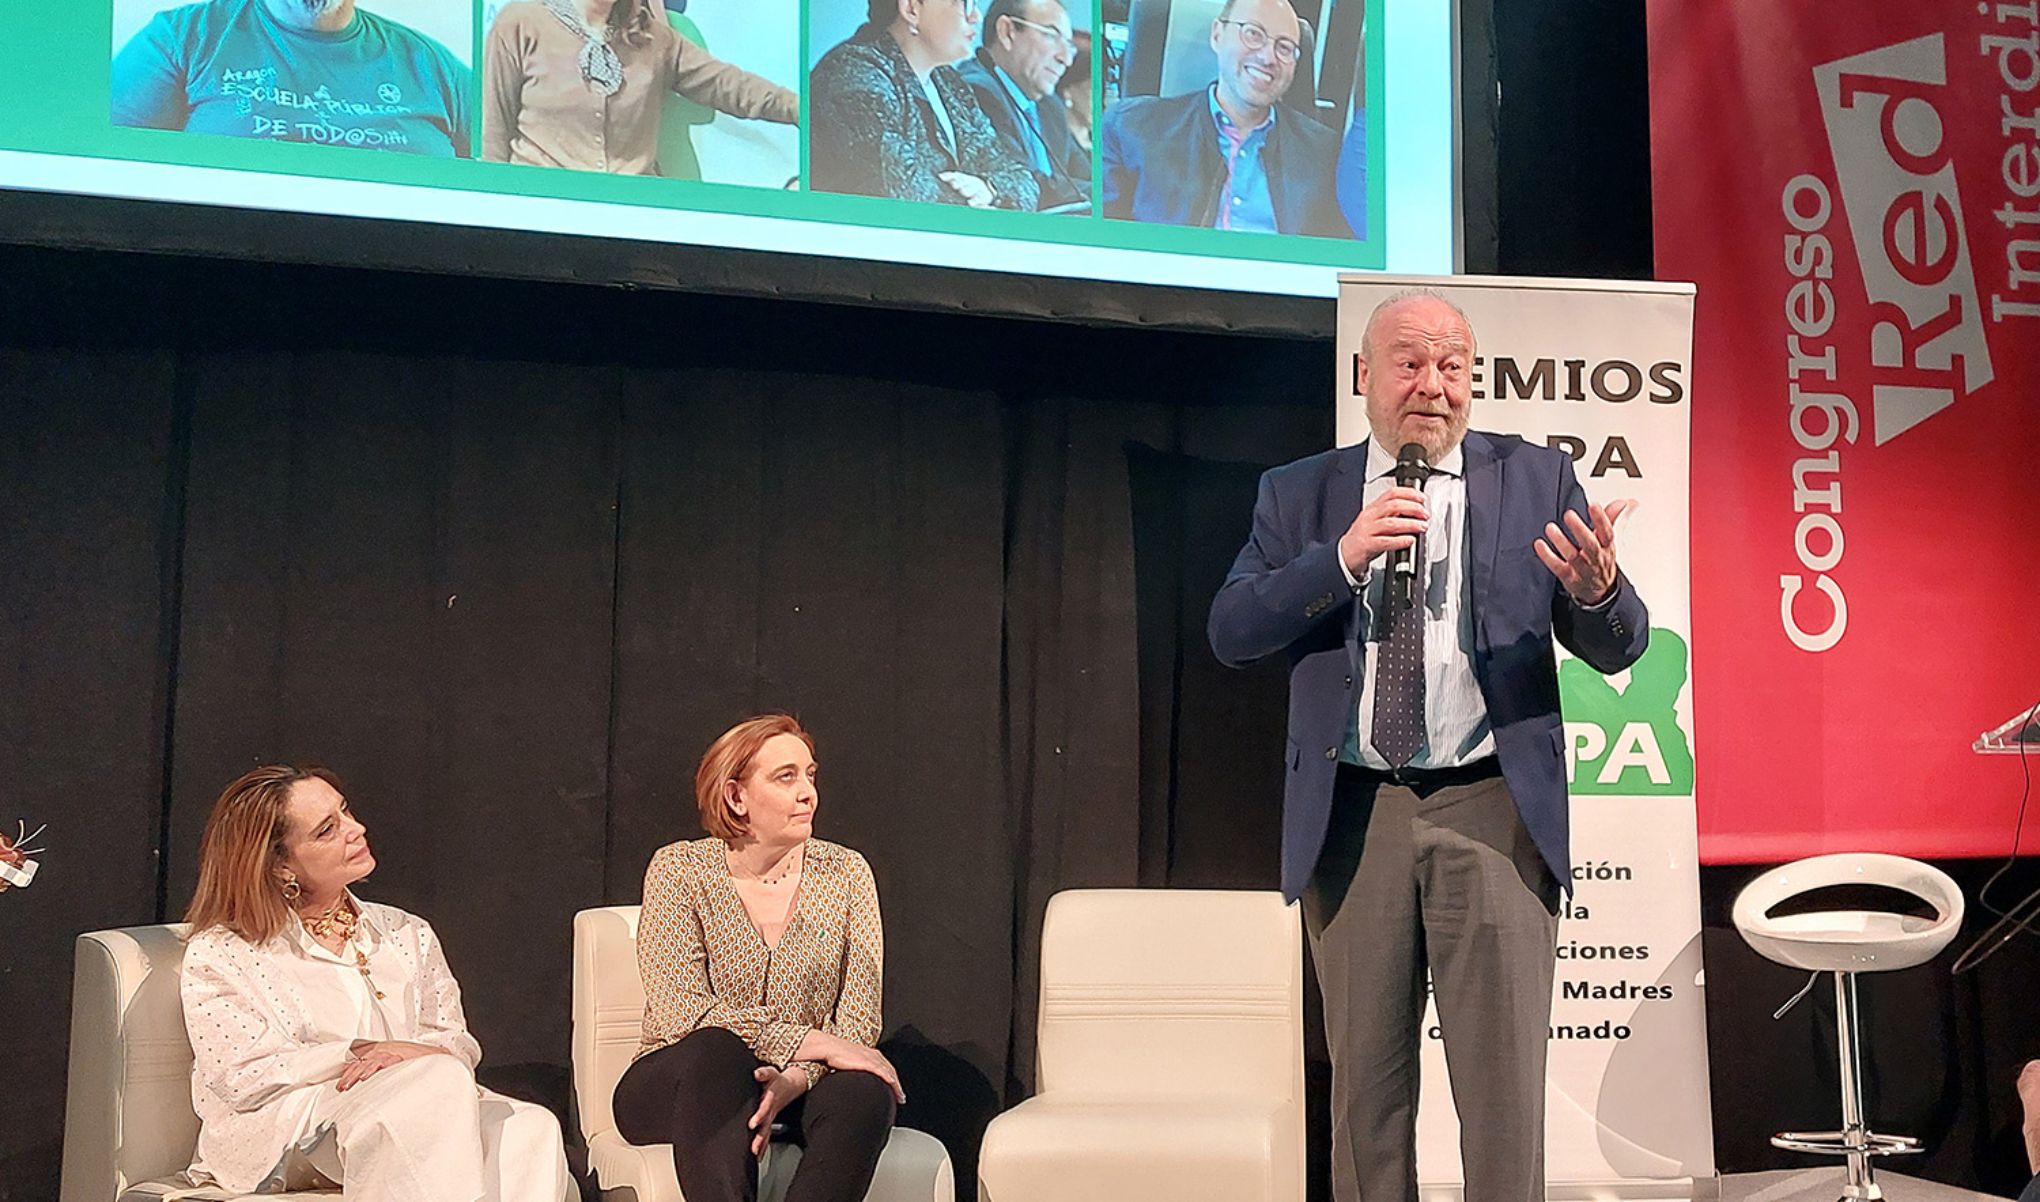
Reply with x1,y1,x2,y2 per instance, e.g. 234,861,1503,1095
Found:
182,895,483,1193
1337,437,1497,769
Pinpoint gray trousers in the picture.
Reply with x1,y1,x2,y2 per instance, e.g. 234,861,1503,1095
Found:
1303,763,1562,1202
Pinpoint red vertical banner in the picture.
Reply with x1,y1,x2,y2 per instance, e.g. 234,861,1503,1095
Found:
1650,1,2040,863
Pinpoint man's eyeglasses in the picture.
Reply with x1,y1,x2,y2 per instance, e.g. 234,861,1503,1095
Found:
1217,19,1301,63
1004,14,1078,51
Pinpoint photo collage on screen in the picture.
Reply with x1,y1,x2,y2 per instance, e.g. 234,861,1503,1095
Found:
106,0,1371,240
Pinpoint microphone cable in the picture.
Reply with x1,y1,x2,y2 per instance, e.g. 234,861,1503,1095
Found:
1952,696,2040,975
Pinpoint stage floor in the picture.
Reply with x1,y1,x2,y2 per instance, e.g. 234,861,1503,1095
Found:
1724,1170,2005,1202
1424,1171,2006,1202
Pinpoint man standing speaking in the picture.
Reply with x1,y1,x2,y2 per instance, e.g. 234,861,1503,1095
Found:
1208,288,1648,1202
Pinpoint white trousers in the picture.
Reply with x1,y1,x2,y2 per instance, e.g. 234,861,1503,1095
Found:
286,1054,574,1202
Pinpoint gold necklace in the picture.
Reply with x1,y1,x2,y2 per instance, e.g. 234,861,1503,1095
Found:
302,898,383,1000
732,845,804,886
303,896,359,942
349,944,385,1001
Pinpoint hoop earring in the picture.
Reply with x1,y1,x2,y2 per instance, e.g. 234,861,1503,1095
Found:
281,872,301,903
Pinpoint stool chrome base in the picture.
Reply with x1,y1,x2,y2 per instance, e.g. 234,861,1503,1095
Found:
1770,1130,1923,1199
1770,1132,1921,1159
1773,973,1922,1202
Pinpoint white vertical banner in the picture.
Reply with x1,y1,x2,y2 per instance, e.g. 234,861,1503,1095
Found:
1334,275,1715,1200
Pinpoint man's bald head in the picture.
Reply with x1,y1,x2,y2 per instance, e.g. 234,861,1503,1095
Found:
1359,287,1476,360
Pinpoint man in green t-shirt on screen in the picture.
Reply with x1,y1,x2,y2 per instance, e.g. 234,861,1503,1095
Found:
112,0,473,157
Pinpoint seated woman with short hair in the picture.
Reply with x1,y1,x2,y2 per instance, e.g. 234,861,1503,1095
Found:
179,764,574,1202
614,713,904,1202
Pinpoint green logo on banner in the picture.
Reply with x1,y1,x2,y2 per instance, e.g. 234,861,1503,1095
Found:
1559,627,1695,795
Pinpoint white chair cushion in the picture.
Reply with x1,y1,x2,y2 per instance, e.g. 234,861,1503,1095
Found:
118,1182,333,1201
977,889,1305,1202
860,1129,955,1201
979,1093,1301,1202
587,1117,951,1202
64,925,345,1202
586,1130,687,1202
587,1131,801,1202
1035,890,1301,1103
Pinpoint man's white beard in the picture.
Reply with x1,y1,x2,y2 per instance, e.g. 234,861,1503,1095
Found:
288,0,344,15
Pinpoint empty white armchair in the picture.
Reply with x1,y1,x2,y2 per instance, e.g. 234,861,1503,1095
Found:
1731,853,1966,1202
60,925,336,1202
976,889,1305,1202
570,905,954,1202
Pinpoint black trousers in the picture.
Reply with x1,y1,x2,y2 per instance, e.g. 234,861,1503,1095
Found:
613,1027,896,1202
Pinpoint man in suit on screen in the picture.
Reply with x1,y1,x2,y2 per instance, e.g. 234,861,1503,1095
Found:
1099,0,1347,238
1208,288,1648,1202
957,0,1090,211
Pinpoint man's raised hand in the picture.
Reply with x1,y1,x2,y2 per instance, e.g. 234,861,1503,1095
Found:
1535,499,1636,605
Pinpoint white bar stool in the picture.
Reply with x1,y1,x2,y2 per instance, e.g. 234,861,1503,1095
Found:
1731,853,1964,1202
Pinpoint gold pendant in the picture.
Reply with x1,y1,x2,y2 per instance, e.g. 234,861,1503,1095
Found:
354,948,383,1000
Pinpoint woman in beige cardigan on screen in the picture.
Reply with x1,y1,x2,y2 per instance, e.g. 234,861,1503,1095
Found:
481,0,796,175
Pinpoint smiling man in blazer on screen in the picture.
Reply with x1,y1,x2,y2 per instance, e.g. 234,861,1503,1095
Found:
1099,0,1347,237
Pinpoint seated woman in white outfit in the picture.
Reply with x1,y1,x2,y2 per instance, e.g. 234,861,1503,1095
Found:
178,763,576,1202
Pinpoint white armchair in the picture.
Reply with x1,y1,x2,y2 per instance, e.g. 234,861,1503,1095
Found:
59,924,336,1202
570,905,954,1202
976,889,1306,1202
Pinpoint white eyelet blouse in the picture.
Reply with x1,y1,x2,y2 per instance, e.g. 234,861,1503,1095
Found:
180,895,483,1193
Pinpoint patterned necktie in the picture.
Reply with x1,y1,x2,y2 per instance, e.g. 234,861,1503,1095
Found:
1371,475,1429,767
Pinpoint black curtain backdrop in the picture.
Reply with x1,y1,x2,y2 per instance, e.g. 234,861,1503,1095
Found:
0,236,1338,1201
7,5,2040,1200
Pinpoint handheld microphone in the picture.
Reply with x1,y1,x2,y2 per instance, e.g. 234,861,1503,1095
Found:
1388,442,1428,609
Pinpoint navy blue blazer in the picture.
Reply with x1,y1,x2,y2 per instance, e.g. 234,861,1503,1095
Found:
955,51,1089,211
1207,431,1648,901
1100,88,1349,238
